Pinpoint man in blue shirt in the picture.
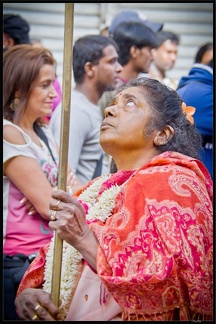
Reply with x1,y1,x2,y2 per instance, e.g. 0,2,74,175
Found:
176,58,213,179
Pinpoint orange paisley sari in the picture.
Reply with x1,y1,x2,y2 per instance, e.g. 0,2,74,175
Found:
17,152,213,321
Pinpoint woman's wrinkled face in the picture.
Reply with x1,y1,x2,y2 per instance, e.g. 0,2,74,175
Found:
100,86,156,153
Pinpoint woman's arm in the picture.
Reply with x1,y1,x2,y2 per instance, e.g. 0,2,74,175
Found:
4,123,57,220
4,155,54,221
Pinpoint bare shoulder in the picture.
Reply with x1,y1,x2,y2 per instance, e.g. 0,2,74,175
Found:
3,123,26,145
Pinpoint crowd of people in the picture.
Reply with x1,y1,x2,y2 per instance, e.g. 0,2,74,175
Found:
3,9,213,321
49,35,122,186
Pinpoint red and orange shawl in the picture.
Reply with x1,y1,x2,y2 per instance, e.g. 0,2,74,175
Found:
17,151,213,321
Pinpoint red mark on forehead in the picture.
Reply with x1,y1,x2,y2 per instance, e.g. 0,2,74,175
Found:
119,92,122,96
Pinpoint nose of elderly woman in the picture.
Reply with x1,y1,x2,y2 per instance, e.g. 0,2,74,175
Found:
104,104,117,117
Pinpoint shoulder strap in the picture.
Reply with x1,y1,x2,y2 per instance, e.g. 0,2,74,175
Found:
92,154,103,179
33,123,57,165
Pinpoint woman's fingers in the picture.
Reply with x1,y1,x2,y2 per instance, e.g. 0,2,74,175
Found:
51,189,73,202
15,288,60,321
20,196,27,204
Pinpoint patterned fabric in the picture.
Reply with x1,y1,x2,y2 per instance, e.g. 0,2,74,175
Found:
16,244,49,293
17,151,213,320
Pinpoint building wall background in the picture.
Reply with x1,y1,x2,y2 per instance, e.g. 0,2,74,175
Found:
3,2,214,87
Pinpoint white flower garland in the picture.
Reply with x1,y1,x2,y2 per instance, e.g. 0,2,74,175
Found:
43,174,122,319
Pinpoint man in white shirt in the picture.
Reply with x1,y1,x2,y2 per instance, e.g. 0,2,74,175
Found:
142,30,180,90
49,35,122,186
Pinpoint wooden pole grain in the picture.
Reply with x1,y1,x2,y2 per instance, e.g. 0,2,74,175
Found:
51,3,74,307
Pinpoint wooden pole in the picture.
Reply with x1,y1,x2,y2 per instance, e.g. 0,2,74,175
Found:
51,3,74,307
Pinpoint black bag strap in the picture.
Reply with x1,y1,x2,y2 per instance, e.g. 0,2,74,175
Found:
33,123,57,165
92,154,103,179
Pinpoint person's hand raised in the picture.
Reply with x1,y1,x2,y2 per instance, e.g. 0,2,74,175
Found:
49,189,98,270
49,190,90,248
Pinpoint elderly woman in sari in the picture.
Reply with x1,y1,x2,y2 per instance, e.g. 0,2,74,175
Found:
15,78,212,321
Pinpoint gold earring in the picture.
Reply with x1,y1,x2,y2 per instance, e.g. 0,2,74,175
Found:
10,98,20,111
